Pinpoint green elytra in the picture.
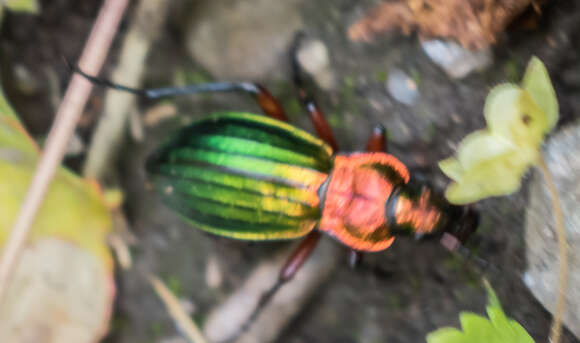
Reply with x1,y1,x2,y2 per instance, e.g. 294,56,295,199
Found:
146,111,334,240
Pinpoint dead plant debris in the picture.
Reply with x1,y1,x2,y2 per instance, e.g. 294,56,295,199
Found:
348,0,542,50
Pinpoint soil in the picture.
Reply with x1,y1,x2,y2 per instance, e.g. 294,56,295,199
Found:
1,0,580,342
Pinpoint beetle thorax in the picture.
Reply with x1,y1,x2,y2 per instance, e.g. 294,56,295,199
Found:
318,153,410,252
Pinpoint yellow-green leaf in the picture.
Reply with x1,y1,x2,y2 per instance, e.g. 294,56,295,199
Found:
4,0,39,13
442,147,538,204
521,56,558,131
483,84,547,147
456,130,514,170
426,283,535,343
439,57,558,204
439,157,463,182
0,65,114,343
0,158,114,264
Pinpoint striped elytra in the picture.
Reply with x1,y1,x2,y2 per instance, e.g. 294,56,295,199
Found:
146,112,334,240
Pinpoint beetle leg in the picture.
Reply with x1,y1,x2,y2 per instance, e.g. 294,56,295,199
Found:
279,230,322,281
290,33,339,151
68,61,289,121
236,230,322,337
365,124,387,152
347,250,363,268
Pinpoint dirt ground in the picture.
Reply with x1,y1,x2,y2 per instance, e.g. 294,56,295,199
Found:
1,0,580,342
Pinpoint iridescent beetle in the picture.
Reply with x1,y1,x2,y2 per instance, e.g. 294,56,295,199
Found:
72,34,479,332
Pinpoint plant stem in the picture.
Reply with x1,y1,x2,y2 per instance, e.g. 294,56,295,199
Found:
0,0,129,302
538,154,567,343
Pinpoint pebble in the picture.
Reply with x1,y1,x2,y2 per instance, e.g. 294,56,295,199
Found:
13,64,39,94
159,337,188,343
386,69,419,106
65,132,85,156
185,0,304,80
205,254,223,289
297,39,335,90
422,39,492,79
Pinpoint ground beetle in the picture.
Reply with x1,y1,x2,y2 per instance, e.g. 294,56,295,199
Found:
72,34,480,335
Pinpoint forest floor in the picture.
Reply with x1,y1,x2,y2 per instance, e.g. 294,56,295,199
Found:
1,0,580,342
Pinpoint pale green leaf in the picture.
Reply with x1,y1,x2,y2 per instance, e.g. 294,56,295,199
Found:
456,130,514,170
483,84,547,147
443,148,538,204
438,157,463,182
521,56,558,131
440,57,558,204
483,83,521,138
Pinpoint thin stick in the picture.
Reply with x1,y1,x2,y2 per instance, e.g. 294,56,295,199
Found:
83,0,171,180
149,275,208,343
538,154,568,343
0,0,129,301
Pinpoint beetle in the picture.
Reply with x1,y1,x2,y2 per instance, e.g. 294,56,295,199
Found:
71,34,479,336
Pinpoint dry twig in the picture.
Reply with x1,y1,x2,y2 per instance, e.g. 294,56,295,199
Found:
149,275,208,343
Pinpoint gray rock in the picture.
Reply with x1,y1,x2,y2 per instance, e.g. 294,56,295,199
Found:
296,38,335,91
185,0,304,80
524,123,580,339
422,40,492,79
386,69,419,106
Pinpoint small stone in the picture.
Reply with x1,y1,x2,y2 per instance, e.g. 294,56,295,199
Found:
143,103,177,127
205,254,223,289
178,298,196,315
422,40,492,79
297,39,335,90
525,123,580,340
386,69,419,105
560,64,580,89
13,64,39,95
185,0,304,80
159,337,188,343
65,132,85,156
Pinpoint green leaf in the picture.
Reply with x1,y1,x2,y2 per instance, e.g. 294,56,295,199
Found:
426,283,535,343
427,328,465,343
439,57,558,204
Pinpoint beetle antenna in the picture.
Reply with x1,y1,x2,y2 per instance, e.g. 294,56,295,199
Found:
439,205,500,273
440,232,500,274
64,57,146,96
290,31,308,91
65,58,268,99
